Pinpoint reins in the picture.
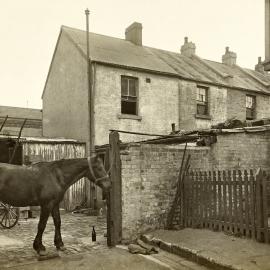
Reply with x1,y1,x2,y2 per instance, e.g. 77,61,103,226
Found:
87,156,113,185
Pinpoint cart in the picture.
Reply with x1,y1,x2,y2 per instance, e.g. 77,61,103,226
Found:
0,202,20,228
0,116,26,229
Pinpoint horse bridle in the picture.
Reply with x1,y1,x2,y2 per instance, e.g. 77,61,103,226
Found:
87,157,110,185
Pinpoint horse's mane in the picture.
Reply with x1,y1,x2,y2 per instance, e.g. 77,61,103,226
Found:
31,158,86,168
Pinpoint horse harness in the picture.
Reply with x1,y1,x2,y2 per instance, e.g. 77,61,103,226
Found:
87,157,110,185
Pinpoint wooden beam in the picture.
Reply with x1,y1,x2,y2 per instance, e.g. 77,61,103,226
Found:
107,131,122,246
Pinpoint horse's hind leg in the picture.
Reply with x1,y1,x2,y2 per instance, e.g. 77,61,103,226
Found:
51,204,65,251
33,206,50,255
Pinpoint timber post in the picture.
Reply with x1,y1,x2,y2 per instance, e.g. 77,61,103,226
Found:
107,131,122,246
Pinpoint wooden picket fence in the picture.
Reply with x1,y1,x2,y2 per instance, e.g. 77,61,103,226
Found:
180,169,270,243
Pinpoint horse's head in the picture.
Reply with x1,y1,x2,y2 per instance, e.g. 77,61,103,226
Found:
86,155,111,192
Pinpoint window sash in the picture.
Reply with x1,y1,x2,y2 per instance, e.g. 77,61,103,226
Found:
246,108,254,119
245,95,256,120
246,95,255,109
121,76,138,115
196,86,208,115
121,77,137,98
197,103,208,115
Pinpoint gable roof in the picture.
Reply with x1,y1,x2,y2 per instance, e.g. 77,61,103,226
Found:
62,26,178,76
57,26,270,95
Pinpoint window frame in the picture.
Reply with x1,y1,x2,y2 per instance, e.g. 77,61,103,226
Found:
246,94,256,120
121,76,139,116
196,85,209,116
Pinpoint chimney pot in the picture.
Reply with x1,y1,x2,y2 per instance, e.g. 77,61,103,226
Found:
255,56,265,73
181,37,196,57
222,46,237,66
125,22,142,46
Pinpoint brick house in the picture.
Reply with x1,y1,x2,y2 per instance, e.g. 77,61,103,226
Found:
42,22,270,145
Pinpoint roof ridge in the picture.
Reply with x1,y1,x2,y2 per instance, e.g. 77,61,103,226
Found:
56,25,270,96
61,25,128,43
145,45,180,55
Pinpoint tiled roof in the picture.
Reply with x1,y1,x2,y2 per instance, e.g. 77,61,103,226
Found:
63,26,270,94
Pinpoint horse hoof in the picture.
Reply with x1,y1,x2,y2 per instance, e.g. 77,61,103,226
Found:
57,246,66,251
38,250,48,256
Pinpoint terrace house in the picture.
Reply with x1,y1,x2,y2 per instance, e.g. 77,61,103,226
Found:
42,22,270,145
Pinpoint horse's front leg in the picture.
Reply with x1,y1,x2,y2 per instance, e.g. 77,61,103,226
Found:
33,206,50,255
51,204,65,251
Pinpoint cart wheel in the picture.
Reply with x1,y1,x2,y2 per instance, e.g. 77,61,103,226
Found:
0,203,20,229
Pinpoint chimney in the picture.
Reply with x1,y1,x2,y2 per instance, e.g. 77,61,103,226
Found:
125,22,142,46
222,47,237,66
180,37,196,57
255,57,265,73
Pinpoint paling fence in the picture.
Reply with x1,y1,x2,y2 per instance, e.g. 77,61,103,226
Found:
180,169,270,243
23,142,88,211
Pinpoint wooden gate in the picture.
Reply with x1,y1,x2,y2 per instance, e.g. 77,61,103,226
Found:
176,169,270,243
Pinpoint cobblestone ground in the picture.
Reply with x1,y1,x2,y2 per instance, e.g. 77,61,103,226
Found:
0,212,108,268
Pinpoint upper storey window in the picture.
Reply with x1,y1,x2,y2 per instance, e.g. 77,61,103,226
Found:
121,76,138,115
246,95,256,120
196,86,208,116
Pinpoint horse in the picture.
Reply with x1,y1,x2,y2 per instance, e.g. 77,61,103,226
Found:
0,155,111,255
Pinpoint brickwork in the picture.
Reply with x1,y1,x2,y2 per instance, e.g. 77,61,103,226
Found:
42,34,270,145
121,143,210,240
227,89,270,121
95,65,179,145
179,81,228,130
121,144,181,240
120,131,270,240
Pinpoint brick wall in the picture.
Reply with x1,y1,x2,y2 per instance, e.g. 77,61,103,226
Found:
120,130,270,240
121,143,210,240
95,65,179,145
179,81,228,130
227,89,270,121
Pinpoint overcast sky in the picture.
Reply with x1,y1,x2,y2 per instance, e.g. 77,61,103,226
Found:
0,0,265,109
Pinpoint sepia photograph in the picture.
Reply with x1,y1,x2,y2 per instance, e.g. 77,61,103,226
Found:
0,0,270,269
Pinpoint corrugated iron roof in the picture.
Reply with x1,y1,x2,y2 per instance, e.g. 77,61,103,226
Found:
0,106,42,119
63,26,270,94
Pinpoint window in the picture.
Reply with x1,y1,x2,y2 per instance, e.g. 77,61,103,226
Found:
246,95,256,120
196,86,208,116
121,76,138,115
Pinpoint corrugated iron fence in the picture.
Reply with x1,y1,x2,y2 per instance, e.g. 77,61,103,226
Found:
180,169,270,243
23,142,87,211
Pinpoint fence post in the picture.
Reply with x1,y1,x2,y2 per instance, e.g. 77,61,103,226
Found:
249,170,256,240
238,170,244,236
255,168,264,242
107,131,122,246
262,171,269,243
243,170,250,238
227,170,233,233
